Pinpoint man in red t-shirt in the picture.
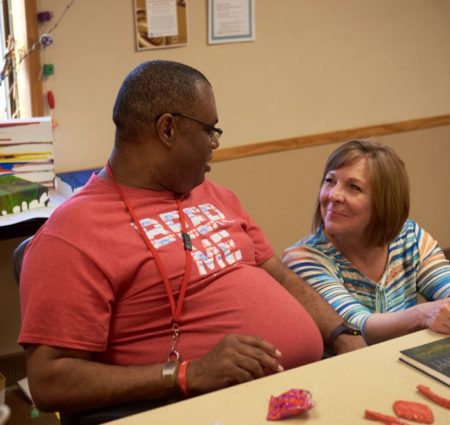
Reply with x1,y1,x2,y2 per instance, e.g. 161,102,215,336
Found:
19,60,366,423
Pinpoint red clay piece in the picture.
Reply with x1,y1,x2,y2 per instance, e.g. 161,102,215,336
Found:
393,400,433,423
417,384,450,409
364,409,409,424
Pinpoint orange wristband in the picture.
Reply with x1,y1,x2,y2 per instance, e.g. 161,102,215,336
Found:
178,360,190,396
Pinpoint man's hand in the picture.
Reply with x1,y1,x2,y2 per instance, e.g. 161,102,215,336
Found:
186,334,283,393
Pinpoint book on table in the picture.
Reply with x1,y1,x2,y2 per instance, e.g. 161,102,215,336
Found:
399,337,450,387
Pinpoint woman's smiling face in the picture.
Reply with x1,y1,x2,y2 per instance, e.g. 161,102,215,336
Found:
320,157,373,243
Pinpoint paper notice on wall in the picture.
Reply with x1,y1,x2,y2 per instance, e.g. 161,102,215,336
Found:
208,0,255,44
146,0,178,37
134,0,188,50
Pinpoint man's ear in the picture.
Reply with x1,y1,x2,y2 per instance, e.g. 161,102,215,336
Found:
155,113,176,148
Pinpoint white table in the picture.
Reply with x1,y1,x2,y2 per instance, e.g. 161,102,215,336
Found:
106,330,450,424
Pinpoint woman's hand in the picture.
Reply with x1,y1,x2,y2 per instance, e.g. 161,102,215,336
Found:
421,298,450,334
364,298,450,344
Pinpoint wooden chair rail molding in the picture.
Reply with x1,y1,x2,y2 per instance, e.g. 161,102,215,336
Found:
212,114,450,162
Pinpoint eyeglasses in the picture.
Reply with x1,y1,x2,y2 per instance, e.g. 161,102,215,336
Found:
171,112,223,141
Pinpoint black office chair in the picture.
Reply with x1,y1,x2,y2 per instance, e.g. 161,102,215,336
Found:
11,236,33,284
12,237,180,424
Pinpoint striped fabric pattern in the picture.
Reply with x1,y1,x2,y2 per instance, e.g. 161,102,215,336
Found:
282,220,450,331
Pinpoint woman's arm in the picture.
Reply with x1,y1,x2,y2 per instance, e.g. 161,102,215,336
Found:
417,250,450,299
282,247,373,330
364,298,450,344
361,225,450,344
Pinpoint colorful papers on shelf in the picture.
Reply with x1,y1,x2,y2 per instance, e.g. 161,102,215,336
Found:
55,168,100,199
0,175,49,216
0,117,54,187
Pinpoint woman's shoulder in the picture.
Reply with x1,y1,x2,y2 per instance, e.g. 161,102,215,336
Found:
393,219,445,266
394,219,425,243
390,219,438,258
402,218,420,232
284,227,337,260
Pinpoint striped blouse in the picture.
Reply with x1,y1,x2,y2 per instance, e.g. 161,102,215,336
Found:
282,220,450,334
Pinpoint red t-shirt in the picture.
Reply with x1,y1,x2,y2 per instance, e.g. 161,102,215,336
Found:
19,176,322,369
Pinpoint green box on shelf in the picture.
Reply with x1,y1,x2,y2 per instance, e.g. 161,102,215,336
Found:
0,175,49,215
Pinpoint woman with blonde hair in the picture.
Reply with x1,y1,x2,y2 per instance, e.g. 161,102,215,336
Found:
282,140,450,352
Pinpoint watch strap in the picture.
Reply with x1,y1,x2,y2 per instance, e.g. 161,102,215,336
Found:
328,322,361,349
162,361,179,388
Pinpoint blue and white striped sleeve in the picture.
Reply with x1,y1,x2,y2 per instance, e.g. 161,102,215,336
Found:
414,223,450,300
282,246,372,331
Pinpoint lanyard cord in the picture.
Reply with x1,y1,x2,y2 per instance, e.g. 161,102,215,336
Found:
105,162,192,329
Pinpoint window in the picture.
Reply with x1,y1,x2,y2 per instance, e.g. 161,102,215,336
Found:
0,0,43,119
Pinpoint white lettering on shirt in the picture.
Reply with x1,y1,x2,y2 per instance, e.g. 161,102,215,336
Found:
136,203,242,275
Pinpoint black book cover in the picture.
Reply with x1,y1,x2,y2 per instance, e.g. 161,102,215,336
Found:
399,337,450,387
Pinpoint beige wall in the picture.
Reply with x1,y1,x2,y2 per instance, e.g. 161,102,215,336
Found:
1,0,450,356
210,125,450,256
38,0,450,171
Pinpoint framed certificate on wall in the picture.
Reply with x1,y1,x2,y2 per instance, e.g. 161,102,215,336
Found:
208,0,255,44
133,0,188,50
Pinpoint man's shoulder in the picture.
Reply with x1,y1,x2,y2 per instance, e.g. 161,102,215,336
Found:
49,175,115,223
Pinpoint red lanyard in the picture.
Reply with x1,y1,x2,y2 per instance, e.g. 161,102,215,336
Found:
106,162,192,361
